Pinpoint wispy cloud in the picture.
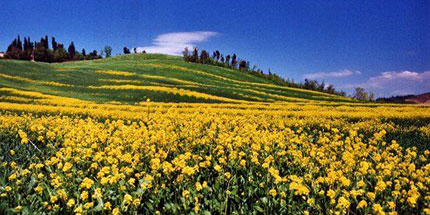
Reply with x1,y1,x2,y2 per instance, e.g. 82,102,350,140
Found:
135,31,219,55
343,70,430,97
303,69,360,79
362,71,429,89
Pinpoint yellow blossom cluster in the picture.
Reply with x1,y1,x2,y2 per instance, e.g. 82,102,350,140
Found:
0,96,429,214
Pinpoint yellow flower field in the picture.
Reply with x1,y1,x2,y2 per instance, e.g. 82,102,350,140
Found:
0,90,430,214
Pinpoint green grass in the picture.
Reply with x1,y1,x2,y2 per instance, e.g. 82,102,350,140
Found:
0,54,354,104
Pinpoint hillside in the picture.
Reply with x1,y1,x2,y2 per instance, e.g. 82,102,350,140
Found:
0,54,354,104
377,93,430,104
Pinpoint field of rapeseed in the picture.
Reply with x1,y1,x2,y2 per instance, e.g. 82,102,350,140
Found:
0,87,430,215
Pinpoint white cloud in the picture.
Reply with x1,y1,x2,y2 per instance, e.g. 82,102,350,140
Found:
303,69,360,79
362,71,430,89
343,70,430,97
135,31,219,55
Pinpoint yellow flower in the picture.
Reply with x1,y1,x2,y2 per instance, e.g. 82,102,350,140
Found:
74,207,83,213
8,173,17,181
367,192,375,200
124,194,132,204
84,202,94,210
388,201,395,210
104,202,112,210
80,177,94,189
50,195,58,203
224,172,231,179
327,189,336,199
67,198,75,208
373,204,385,215
112,207,121,215
240,160,246,166
182,190,190,198
62,162,73,172
214,164,222,172
336,196,350,209
80,191,89,201
34,185,43,194
269,189,277,197
375,180,387,193
133,198,140,207
195,182,203,191
357,200,367,209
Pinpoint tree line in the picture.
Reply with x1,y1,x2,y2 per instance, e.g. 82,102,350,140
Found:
3,35,103,62
182,47,348,97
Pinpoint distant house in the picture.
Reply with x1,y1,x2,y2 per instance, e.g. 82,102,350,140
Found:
0,52,5,58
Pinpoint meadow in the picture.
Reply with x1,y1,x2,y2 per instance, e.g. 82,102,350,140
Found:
0,55,429,214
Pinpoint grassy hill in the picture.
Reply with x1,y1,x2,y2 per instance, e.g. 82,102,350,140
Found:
0,54,354,104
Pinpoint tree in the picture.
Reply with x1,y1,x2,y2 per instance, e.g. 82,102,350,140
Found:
231,54,237,69
369,92,375,101
17,35,23,51
44,35,49,49
103,46,112,58
82,49,86,57
191,47,199,63
68,42,76,59
353,87,368,101
182,47,190,61
215,50,220,61
239,60,247,71
317,81,325,92
133,48,137,54
200,50,209,64
326,84,335,94
53,48,68,62
225,55,231,66
123,47,130,54
52,37,58,50
89,50,98,58
304,79,318,90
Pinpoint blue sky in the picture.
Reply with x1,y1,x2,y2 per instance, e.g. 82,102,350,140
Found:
0,0,429,97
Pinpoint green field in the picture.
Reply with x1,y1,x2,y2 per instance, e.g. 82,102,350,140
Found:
0,54,353,104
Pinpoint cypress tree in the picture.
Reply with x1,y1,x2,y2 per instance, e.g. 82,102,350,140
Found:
68,42,76,59
52,37,58,50
17,35,23,51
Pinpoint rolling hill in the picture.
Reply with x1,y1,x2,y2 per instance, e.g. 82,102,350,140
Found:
377,93,430,104
0,54,354,104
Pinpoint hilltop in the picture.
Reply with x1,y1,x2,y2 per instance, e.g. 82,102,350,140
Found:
0,54,354,104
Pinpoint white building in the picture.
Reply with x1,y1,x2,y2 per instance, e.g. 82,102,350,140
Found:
0,52,5,58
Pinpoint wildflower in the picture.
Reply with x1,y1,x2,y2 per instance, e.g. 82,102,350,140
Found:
214,164,222,172
195,182,203,191
80,177,94,189
182,190,190,198
62,162,73,172
112,208,121,215
269,189,277,197
373,204,385,215
357,200,368,209
224,172,231,179
67,199,75,208
124,194,132,204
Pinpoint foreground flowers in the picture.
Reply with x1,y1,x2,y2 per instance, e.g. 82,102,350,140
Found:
0,99,429,214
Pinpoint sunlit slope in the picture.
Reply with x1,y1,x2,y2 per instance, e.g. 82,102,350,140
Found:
0,54,354,103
